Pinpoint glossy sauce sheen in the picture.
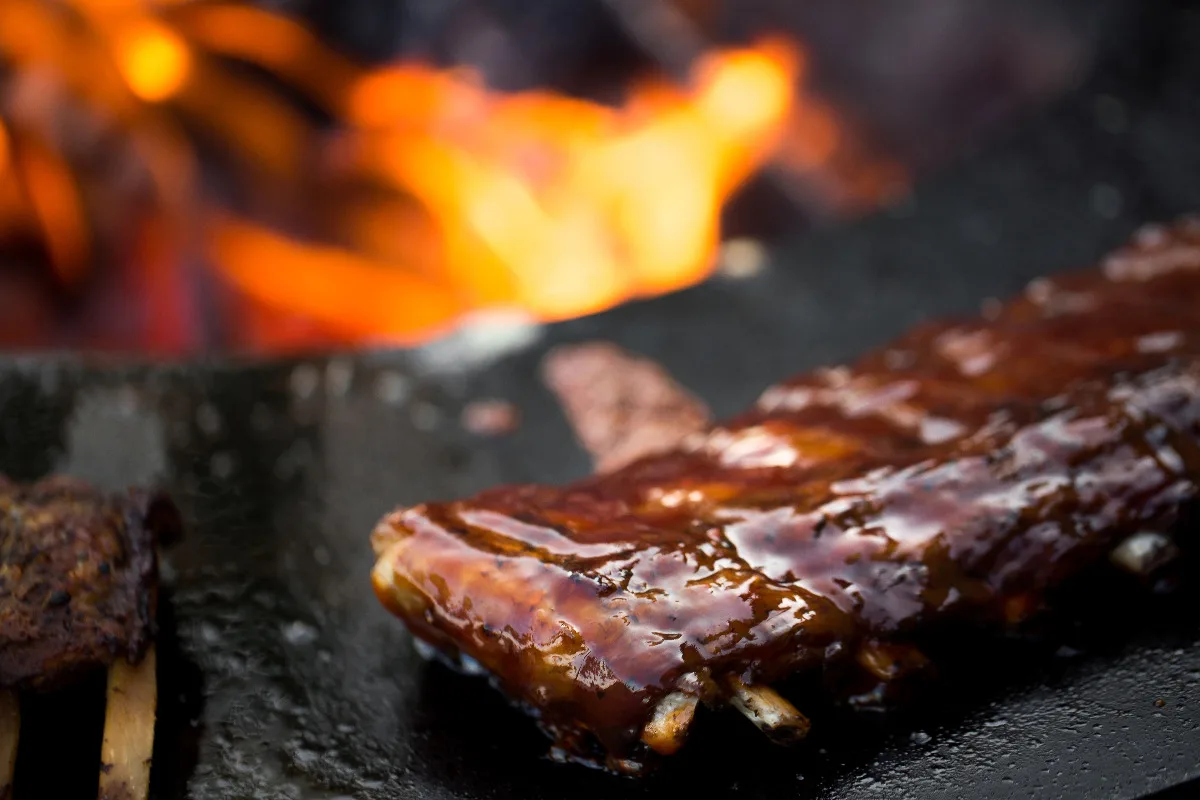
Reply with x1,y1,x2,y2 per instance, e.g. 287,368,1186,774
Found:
371,220,1200,770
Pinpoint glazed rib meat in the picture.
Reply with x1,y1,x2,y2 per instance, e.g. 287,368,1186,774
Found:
0,475,181,691
370,218,1200,773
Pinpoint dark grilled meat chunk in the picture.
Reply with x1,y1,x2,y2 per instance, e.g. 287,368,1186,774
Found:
371,218,1200,773
0,476,181,691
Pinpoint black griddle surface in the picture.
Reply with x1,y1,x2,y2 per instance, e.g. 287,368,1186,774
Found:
6,5,1200,797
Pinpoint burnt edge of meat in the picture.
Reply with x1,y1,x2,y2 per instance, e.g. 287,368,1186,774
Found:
0,475,183,692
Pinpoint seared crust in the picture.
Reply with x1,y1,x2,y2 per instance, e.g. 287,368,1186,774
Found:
0,476,181,691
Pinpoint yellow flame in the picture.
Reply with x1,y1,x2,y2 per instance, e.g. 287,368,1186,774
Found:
698,45,799,144
336,40,801,322
115,20,191,102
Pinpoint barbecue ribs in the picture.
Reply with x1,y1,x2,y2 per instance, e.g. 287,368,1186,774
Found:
371,218,1200,773
0,475,178,690
0,475,180,798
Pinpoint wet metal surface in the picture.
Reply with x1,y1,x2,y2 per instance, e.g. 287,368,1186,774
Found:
3,324,1200,800
6,8,1200,796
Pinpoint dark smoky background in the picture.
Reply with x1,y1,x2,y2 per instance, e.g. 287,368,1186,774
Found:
295,0,1131,170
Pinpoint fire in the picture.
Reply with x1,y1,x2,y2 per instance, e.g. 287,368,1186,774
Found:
209,214,462,344
114,21,191,103
16,134,91,289
314,38,801,328
0,1,905,355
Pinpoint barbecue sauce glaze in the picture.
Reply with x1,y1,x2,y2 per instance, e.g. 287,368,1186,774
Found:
372,219,1200,772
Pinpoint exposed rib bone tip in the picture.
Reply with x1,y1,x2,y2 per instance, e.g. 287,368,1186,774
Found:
640,692,699,755
99,646,158,800
726,676,810,744
1110,531,1179,577
0,690,18,799
856,640,931,682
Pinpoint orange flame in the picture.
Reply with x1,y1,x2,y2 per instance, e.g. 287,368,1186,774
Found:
208,214,463,344
0,122,28,243
12,131,91,289
324,40,799,324
114,20,191,103
0,1,905,354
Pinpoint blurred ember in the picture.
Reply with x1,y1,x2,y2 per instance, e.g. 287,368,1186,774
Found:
0,0,1098,356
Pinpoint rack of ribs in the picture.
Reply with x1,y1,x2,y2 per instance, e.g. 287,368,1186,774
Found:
370,217,1200,774
0,475,181,798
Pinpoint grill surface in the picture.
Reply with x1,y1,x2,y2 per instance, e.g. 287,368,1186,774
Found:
3,3,1200,797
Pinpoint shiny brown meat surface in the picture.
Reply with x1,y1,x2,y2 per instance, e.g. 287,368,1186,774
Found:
0,476,181,691
371,218,1200,773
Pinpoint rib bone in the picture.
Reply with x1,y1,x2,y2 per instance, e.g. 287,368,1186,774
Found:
0,690,17,799
640,692,699,755
1110,531,1179,577
98,645,157,800
856,640,931,682
726,676,810,744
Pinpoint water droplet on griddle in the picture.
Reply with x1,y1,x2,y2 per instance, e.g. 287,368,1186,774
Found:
196,402,223,436
198,622,222,645
114,385,139,417
290,363,321,400
325,359,355,397
291,747,319,768
1090,183,1122,220
411,401,441,431
374,370,411,405
210,451,235,480
282,620,319,646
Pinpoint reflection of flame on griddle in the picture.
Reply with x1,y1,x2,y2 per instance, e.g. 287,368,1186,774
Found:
0,1,905,355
